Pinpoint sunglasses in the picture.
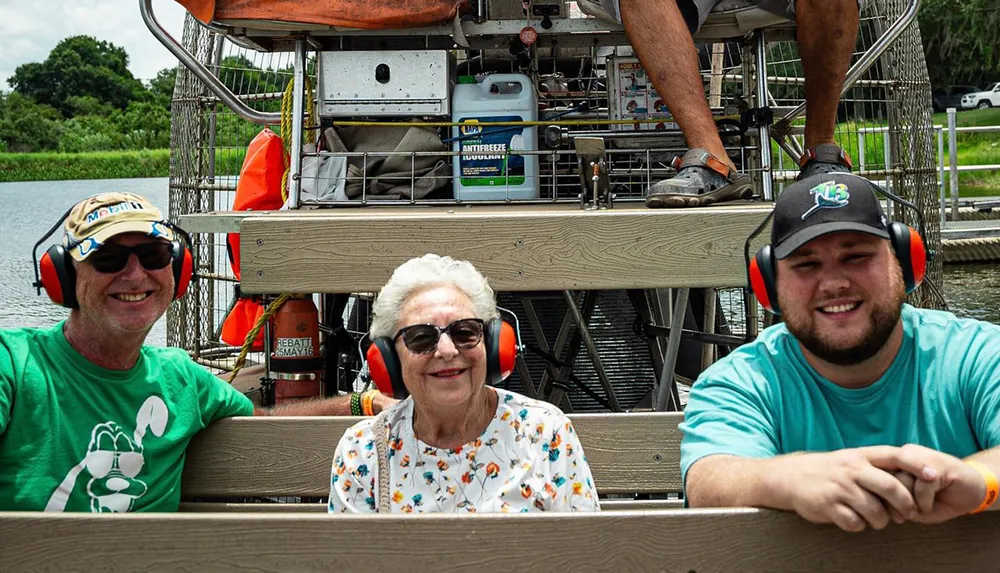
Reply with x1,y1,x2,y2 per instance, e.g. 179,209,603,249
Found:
85,450,144,479
88,242,174,274
393,318,485,354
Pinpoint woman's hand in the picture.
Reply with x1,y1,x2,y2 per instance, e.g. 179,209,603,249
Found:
372,391,399,414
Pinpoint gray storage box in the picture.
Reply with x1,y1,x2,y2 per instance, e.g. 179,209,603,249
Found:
317,50,454,117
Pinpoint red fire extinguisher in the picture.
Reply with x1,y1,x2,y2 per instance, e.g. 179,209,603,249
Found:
270,297,324,404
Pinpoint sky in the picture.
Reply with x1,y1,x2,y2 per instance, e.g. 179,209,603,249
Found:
0,0,188,89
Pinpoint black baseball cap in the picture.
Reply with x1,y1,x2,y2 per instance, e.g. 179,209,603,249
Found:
772,173,890,259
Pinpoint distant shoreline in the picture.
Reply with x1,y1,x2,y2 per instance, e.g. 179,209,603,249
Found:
0,150,171,183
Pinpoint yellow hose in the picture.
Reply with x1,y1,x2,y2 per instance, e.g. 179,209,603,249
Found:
227,294,294,384
280,75,317,202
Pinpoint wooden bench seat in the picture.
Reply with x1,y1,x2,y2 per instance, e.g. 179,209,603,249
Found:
179,203,772,295
3,510,998,572
181,413,685,511
7,412,999,571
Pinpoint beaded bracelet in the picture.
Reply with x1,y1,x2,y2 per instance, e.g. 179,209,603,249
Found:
362,390,378,417
350,392,363,417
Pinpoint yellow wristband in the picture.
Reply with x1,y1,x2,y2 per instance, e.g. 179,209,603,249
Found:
966,461,999,514
362,390,378,417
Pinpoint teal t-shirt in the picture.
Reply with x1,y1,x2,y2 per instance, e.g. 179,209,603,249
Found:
0,321,254,512
680,305,1000,488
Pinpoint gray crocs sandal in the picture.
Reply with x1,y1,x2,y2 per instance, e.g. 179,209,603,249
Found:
645,149,754,208
797,143,853,180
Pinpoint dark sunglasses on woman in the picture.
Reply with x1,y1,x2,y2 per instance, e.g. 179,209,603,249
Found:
394,318,485,354
88,242,174,274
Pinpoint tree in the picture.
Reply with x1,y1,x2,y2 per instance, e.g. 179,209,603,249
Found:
920,0,1000,88
147,67,177,110
0,92,65,152
116,101,171,149
219,55,287,96
7,36,146,117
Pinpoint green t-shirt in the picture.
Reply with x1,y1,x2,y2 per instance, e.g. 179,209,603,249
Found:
0,321,254,512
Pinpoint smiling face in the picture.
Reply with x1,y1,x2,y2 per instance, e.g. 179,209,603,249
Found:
395,285,489,411
775,231,905,365
73,232,175,338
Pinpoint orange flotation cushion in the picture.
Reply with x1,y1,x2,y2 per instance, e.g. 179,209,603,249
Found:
221,127,286,352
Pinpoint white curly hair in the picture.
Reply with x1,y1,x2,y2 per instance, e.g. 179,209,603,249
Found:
369,253,499,339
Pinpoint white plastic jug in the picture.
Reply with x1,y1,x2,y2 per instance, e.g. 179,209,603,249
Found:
451,74,539,201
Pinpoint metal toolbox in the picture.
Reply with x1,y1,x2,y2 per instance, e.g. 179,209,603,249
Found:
317,50,454,117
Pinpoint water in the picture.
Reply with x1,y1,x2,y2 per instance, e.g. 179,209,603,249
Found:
0,179,170,346
942,264,1000,324
0,179,998,347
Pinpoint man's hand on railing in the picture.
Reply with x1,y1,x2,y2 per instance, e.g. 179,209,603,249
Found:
890,444,1000,524
760,447,927,533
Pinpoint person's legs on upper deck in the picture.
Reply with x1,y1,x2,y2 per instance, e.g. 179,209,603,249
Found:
614,0,860,207
794,0,860,179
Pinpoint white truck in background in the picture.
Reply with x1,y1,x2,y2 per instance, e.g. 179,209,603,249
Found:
961,82,1000,109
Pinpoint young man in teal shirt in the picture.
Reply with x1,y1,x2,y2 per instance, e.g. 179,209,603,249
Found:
0,192,395,512
681,173,1000,531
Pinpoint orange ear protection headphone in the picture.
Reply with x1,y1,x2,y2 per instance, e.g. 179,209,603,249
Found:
364,307,522,399
746,188,931,316
31,206,194,309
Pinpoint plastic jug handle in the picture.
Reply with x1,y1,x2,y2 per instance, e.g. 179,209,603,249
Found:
482,74,529,94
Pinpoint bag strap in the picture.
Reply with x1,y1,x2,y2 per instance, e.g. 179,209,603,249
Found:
372,412,391,513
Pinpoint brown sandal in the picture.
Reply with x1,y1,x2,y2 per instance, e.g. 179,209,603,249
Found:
645,149,754,208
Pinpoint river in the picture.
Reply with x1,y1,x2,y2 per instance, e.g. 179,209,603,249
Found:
0,178,998,346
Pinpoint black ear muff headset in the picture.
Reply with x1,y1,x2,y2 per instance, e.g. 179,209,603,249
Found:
363,306,524,400
32,205,194,309
745,182,932,317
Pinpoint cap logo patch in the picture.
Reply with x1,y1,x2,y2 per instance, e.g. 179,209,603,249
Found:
801,180,850,220
85,201,146,224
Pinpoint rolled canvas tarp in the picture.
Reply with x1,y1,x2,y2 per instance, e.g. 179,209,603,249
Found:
173,0,467,29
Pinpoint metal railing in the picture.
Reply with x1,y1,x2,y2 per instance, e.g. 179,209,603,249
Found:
857,108,1000,228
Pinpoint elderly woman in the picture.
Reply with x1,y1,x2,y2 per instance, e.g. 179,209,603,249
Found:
329,254,600,513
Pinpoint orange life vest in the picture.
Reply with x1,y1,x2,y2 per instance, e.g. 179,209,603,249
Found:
220,128,286,351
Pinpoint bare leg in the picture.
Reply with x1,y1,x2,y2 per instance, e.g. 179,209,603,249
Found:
796,0,859,149
620,0,731,169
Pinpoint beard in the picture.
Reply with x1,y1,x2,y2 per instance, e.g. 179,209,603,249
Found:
782,269,906,366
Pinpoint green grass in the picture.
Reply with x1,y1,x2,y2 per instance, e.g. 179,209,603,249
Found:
953,139,1000,196
0,150,171,183
770,108,1000,198
0,148,247,183
932,107,1000,128
934,109,1000,197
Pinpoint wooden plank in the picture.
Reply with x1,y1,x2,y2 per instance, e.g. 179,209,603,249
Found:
3,510,999,572
181,413,683,498
178,499,685,512
237,203,772,294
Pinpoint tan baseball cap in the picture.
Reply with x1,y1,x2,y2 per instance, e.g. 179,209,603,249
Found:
62,192,176,262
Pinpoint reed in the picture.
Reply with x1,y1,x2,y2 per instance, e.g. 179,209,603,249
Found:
0,150,171,183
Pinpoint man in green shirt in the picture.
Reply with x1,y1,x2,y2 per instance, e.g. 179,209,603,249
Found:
0,192,394,512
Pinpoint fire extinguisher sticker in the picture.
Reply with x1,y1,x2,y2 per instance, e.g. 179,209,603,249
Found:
274,337,315,357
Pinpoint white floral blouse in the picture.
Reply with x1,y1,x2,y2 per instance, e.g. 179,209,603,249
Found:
328,387,601,513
